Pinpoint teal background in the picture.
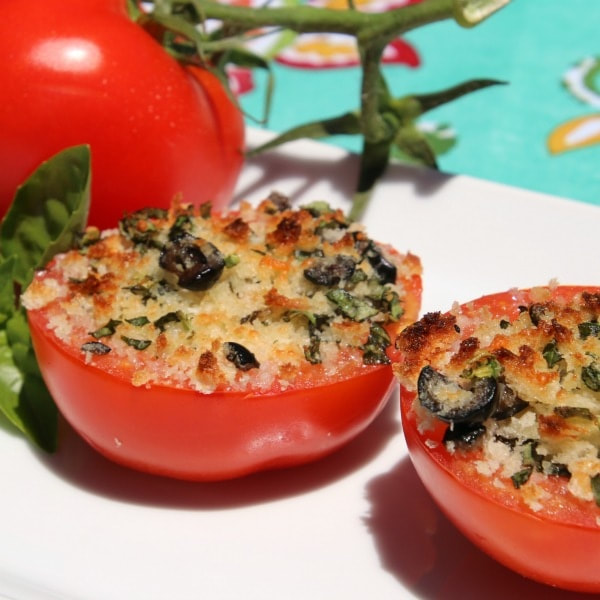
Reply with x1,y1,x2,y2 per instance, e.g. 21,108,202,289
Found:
239,1,600,206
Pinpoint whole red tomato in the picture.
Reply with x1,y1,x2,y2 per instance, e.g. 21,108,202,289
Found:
0,0,244,229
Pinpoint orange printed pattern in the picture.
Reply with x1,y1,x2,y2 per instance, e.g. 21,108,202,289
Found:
548,57,600,154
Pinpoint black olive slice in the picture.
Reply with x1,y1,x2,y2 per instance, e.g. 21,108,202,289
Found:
223,342,260,371
545,462,571,478
159,237,225,291
528,303,546,326
303,255,356,287
443,421,486,445
366,246,397,285
81,341,111,355
266,191,291,212
417,365,497,425
491,382,528,420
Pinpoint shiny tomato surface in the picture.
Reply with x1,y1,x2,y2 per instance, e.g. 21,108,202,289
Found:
0,0,244,229
27,269,421,481
399,286,600,593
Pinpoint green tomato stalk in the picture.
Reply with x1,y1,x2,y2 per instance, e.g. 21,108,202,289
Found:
133,0,511,220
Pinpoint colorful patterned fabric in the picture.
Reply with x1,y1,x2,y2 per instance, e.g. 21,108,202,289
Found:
236,0,599,206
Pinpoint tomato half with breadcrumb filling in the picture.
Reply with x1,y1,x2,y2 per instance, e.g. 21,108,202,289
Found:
24,198,422,480
394,286,600,593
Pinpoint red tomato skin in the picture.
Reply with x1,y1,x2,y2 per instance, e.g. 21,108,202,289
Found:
28,308,396,481
0,0,244,229
399,286,600,593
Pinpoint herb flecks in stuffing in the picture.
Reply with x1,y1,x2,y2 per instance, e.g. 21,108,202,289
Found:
394,289,600,514
25,198,421,394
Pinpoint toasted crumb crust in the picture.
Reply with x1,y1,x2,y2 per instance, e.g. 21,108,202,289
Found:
24,196,421,393
394,287,600,512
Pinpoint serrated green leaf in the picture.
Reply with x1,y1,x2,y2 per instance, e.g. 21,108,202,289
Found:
0,145,88,453
0,331,22,396
7,310,37,375
0,145,90,288
7,309,59,449
0,327,57,452
453,0,511,27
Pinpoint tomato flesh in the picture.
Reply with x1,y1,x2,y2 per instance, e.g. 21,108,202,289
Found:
28,308,400,480
0,0,244,229
399,287,600,593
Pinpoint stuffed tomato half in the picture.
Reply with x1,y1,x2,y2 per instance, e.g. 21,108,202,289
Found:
24,195,421,481
393,285,600,592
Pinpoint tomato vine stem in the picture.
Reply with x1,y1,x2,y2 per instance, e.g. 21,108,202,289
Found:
141,0,511,220
177,0,456,36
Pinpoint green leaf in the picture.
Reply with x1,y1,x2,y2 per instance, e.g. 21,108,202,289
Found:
0,256,17,328
126,316,151,327
326,289,379,322
126,0,143,20
411,79,507,115
543,340,563,369
453,0,512,27
90,319,122,339
0,256,58,451
6,310,36,374
247,112,361,157
394,124,438,169
0,145,91,287
261,29,298,61
8,309,59,450
423,123,457,156
0,145,89,452
511,466,533,489
121,336,152,350
582,363,600,392
219,47,275,125
18,373,58,452
390,122,457,163
362,323,391,365
220,47,270,71
0,327,57,452
578,321,600,340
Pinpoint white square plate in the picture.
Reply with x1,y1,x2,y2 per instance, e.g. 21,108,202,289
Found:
1,129,596,600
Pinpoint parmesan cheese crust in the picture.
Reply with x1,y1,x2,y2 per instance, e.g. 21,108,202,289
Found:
24,196,421,394
394,288,600,512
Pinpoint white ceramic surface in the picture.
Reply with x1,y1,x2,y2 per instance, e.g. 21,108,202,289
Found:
0,129,596,600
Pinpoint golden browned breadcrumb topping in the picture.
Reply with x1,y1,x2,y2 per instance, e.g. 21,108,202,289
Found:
394,288,600,511
24,195,421,393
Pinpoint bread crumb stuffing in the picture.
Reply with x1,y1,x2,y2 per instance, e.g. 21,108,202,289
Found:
24,198,422,394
